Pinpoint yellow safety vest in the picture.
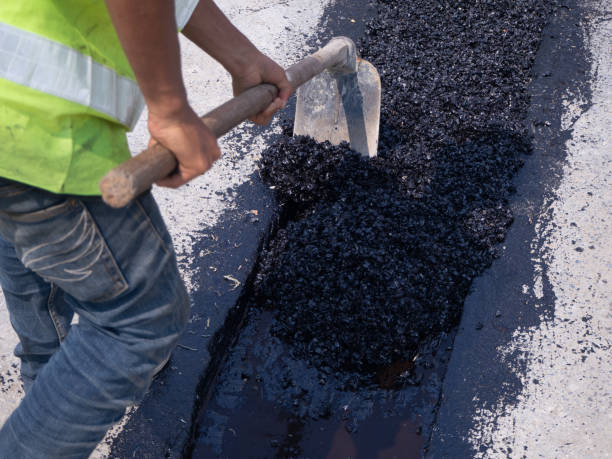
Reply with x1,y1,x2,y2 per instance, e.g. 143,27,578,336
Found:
0,0,198,195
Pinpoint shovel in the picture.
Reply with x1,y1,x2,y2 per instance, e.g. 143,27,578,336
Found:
100,36,381,208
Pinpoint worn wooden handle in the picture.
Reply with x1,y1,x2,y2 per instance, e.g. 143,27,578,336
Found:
100,37,356,208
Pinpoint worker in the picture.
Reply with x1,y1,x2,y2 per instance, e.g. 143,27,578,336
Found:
0,1,292,457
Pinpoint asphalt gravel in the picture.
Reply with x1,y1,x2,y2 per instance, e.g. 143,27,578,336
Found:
193,0,558,455
253,0,553,384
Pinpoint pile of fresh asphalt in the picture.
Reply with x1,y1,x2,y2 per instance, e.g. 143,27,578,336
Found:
251,0,554,386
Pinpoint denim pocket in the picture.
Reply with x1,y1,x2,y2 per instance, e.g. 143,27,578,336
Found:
9,199,129,303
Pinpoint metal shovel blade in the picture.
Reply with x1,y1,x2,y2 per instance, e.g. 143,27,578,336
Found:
293,58,381,158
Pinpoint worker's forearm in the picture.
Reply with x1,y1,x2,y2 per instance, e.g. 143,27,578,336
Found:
105,0,187,116
182,0,260,76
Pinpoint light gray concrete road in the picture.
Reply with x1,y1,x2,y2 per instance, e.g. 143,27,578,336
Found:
0,0,332,456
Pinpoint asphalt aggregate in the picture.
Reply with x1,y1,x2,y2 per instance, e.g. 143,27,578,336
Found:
255,0,553,384
193,0,558,455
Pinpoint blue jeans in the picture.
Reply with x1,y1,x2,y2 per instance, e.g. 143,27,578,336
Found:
0,178,189,458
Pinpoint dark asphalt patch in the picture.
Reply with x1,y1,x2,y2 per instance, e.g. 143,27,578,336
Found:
249,0,554,384
256,132,525,383
192,309,450,458
191,0,557,456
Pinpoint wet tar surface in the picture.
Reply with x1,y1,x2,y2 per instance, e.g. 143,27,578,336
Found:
189,0,559,457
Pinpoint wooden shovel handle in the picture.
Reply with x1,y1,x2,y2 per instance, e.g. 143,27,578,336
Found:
100,37,356,208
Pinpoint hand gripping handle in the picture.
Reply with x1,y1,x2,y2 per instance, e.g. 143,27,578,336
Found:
99,37,357,208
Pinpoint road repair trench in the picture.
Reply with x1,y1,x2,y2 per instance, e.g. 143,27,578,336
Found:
188,0,557,457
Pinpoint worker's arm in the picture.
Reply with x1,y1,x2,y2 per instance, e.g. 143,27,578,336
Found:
182,0,293,125
105,0,221,188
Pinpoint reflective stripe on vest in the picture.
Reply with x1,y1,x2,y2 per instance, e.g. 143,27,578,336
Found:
0,0,200,130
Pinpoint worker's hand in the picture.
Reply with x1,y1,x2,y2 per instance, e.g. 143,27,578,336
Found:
147,104,221,188
231,52,292,125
